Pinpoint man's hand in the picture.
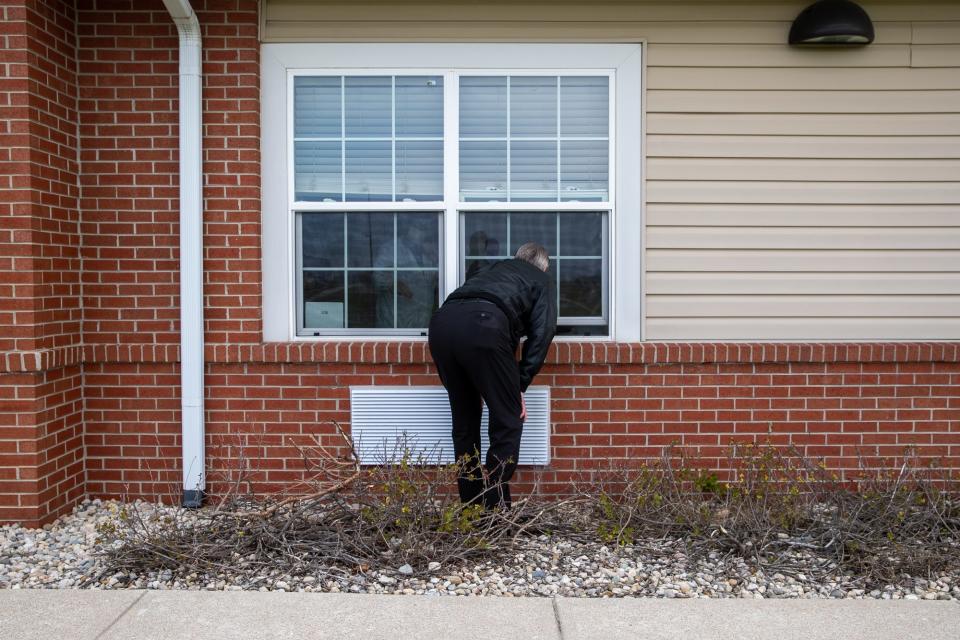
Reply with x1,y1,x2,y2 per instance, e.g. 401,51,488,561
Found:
520,393,527,422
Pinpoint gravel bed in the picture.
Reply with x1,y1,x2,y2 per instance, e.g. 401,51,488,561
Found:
1,499,957,600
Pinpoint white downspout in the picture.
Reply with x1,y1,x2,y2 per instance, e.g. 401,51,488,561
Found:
163,0,204,507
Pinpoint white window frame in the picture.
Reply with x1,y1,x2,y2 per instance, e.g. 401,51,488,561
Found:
262,43,643,342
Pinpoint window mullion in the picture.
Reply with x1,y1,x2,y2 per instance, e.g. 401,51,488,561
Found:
506,76,511,202
391,76,396,202
393,212,398,329
556,75,561,203
343,211,349,329
443,70,459,293
340,76,346,202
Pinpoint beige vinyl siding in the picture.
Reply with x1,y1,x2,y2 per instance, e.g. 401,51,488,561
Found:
262,1,960,341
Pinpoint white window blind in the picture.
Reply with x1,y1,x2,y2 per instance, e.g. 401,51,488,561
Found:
459,75,609,203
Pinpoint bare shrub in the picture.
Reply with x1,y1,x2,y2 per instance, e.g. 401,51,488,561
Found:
587,443,960,586
93,426,572,584
92,428,959,590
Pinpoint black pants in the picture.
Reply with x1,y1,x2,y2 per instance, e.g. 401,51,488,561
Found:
428,299,523,509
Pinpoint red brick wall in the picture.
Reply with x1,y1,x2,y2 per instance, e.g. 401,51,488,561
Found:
0,0,80,353
77,0,260,347
80,344,960,502
0,365,84,527
0,0,84,526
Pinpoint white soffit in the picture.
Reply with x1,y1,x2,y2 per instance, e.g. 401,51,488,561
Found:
349,386,551,465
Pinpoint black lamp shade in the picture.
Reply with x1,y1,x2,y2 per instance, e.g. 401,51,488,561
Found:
789,0,875,45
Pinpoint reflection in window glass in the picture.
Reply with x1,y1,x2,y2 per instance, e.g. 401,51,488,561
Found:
301,213,343,268
397,271,440,328
559,211,603,256
347,271,393,328
460,211,607,335
300,212,441,332
509,212,556,255
559,259,602,317
397,212,440,268
347,212,393,268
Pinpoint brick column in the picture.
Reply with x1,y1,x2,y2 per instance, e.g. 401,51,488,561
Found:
0,0,84,526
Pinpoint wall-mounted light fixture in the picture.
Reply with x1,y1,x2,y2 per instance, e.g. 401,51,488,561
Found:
789,0,875,45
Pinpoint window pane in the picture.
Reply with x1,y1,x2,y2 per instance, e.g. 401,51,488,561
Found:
460,76,507,137
397,212,439,268
300,212,441,332
464,212,507,258
559,259,603,317
294,76,341,137
460,140,507,201
397,270,439,328
303,271,345,329
560,76,608,137
511,76,557,137
345,76,391,138
348,271,394,328
460,211,608,335
509,212,556,255
559,212,603,257
510,140,557,202
561,140,608,202
456,74,609,204
302,213,344,268
347,212,394,268
294,141,341,202
345,141,391,202
396,140,442,201
396,76,443,137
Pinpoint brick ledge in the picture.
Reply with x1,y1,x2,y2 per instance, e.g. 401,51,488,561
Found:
1,341,958,373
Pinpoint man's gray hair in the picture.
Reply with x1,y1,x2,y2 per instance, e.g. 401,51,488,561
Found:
515,242,549,272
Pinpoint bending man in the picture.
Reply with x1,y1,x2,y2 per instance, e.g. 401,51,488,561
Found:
428,242,557,509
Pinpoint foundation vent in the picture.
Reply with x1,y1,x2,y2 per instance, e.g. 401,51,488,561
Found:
349,386,550,465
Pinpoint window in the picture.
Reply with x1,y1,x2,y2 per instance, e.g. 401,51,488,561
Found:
263,45,642,342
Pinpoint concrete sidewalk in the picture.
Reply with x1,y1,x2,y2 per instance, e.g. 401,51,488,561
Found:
0,590,957,640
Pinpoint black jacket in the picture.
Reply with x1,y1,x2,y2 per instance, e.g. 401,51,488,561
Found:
445,258,557,391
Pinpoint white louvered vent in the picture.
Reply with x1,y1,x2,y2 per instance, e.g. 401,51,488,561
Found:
349,386,550,465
